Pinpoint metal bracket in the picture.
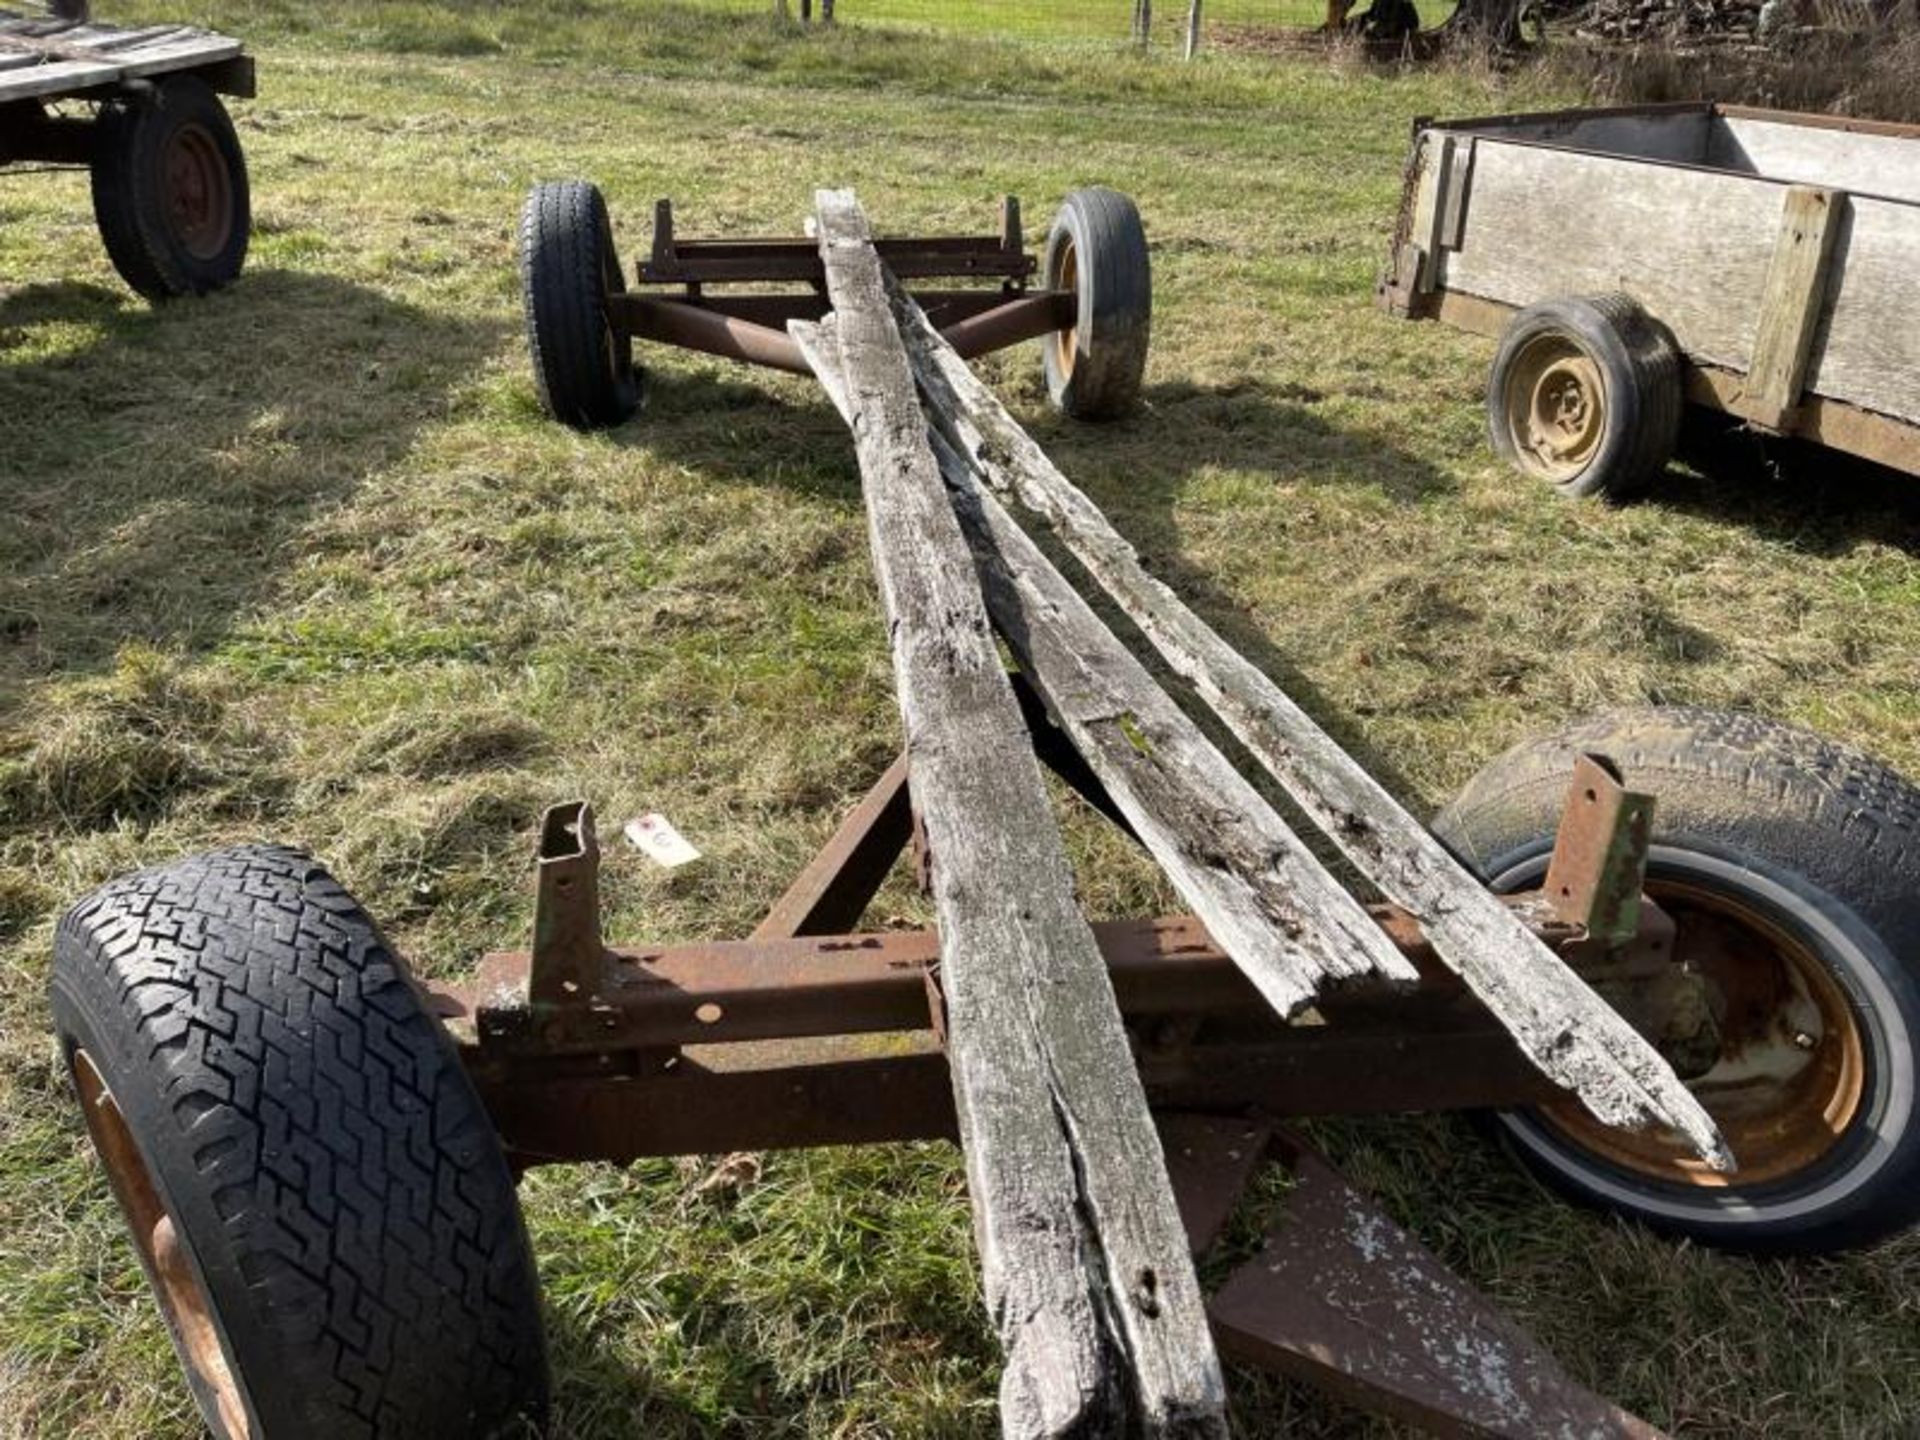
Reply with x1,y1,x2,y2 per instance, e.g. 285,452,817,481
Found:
529,800,607,1009
1544,754,1656,948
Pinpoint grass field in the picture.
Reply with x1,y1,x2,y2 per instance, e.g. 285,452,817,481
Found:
4,4,1920,1436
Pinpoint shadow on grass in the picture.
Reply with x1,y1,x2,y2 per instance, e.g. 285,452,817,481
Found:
1648,412,1920,557
620,362,1452,813
0,270,502,713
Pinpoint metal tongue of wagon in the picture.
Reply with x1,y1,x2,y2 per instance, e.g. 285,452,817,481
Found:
45,176,1920,1439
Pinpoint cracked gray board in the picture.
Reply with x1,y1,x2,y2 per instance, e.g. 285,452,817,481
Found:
887,278,1732,1173
801,311,1418,1019
805,190,1228,1440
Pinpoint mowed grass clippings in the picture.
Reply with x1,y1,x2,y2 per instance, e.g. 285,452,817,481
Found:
3,4,1918,1436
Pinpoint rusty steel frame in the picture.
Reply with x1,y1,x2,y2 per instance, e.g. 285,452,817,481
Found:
422,731,1676,1435
605,194,1075,376
431,742,1665,1171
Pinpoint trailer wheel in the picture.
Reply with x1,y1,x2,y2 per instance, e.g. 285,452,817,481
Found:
1433,707,1920,1254
1042,187,1151,421
90,75,250,301
49,846,549,1438
1486,293,1681,500
520,179,640,429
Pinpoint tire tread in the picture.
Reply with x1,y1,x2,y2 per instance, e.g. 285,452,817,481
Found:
52,846,547,1438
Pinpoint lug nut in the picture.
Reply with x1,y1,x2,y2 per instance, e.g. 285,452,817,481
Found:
1792,1031,1818,1051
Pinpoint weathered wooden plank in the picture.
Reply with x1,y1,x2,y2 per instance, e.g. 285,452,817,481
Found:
1742,185,1841,430
0,25,236,100
1688,365,1920,476
797,312,1418,1019
889,282,1731,1171
807,190,1228,1440
1710,112,1920,205
0,54,118,97
1802,192,1920,428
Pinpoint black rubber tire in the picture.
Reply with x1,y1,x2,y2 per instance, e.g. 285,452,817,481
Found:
1486,293,1682,500
90,75,250,301
1434,707,1920,1254
519,179,640,429
49,846,549,1438
1041,186,1151,421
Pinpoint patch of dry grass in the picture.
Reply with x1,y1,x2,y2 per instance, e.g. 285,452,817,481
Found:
3,5,1919,1437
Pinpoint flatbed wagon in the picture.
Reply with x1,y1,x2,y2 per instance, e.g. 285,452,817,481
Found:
42,183,1920,1439
1380,102,1920,497
0,4,253,297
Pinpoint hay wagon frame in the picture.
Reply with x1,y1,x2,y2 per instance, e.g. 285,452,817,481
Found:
0,4,252,298
46,183,1920,1440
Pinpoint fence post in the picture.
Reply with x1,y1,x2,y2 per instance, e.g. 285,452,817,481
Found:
1134,0,1153,45
822,0,834,21
1185,0,1202,56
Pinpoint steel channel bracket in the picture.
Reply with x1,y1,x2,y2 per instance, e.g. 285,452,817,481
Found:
476,800,617,1049
1544,753,1657,949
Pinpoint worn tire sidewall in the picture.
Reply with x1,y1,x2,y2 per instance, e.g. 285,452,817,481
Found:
107,77,250,296
50,961,275,1439
1437,713,1920,1249
49,851,546,1435
1042,188,1149,419
1487,300,1644,499
519,180,639,428
1479,833,1918,1244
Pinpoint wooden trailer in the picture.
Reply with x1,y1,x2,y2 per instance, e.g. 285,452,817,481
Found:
0,5,253,298
1379,102,1920,497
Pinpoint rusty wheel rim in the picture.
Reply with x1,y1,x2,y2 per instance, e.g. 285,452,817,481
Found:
1502,335,1604,482
1051,233,1079,383
70,1049,252,1440
1537,880,1868,1188
159,123,233,262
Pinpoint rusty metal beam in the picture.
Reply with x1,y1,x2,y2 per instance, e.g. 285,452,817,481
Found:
638,210,1035,286
615,295,814,374
479,1051,959,1166
1208,1131,1668,1438
609,291,1074,377
936,291,1076,360
467,1021,1558,1169
528,802,607,1016
441,911,1533,1061
752,754,914,940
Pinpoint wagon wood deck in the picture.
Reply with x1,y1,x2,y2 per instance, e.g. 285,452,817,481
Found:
1382,102,1920,472
0,10,250,104
805,188,1230,1438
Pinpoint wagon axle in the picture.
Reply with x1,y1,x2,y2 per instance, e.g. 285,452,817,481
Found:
432,746,1668,1170
519,184,1153,429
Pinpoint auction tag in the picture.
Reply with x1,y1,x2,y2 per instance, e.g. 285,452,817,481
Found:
623,813,702,869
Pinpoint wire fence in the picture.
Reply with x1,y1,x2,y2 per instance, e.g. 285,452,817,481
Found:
687,0,1347,48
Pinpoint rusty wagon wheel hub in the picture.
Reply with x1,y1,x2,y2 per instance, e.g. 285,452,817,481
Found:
1051,231,1079,382
1502,336,1605,481
159,122,233,261
1538,880,1867,1188
69,1049,252,1440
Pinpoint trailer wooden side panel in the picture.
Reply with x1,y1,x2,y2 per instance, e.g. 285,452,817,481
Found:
1438,140,1783,374
1806,194,1920,424
1436,137,1920,430
1710,115,1920,204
